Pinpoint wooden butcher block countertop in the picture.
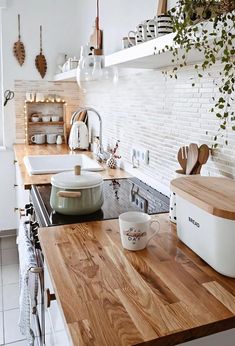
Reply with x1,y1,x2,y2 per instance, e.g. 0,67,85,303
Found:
39,214,235,346
13,144,130,189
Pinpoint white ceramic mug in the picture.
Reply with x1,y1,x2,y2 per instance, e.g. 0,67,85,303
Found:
119,212,160,251
51,115,60,122
147,19,158,38
35,93,44,102
128,30,144,46
31,134,46,144
128,21,154,46
46,133,57,144
31,115,40,123
147,15,173,38
26,92,35,102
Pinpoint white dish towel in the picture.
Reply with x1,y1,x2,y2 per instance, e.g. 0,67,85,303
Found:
18,219,38,346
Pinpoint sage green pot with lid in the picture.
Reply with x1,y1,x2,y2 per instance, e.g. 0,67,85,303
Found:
50,165,104,215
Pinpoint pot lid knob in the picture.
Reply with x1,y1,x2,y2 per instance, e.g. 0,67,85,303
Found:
74,165,81,176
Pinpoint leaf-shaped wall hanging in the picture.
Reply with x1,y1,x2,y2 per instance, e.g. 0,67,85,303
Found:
35,25,47,78
13,15,25,66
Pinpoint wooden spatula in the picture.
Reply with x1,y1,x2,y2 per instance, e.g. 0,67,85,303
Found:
177,146,188,174
186,143,199,175
194,144,210,174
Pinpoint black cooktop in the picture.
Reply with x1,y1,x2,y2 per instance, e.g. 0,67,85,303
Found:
31,177,169,227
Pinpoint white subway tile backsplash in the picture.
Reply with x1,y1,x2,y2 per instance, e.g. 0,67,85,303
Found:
83,62,235,193
14,80,82,144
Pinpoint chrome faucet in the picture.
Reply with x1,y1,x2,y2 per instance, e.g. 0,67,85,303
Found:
70,107,108,162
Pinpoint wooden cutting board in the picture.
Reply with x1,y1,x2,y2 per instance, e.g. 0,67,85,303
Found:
89,18,103,51
89,0,103,55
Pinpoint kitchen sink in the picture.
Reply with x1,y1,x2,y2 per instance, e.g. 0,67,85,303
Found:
24,154,104,175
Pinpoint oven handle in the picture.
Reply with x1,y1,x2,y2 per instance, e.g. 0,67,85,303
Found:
30,267,43,274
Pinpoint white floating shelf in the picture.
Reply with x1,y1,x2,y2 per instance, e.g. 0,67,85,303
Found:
105,33,175,69
54,68,77,81
104,32,213,70
54,30,227,80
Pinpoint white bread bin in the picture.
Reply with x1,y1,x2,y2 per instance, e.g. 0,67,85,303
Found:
171,176,235,277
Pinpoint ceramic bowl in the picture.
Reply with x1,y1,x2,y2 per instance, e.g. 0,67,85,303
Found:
42,116,51,122
51,115,60,122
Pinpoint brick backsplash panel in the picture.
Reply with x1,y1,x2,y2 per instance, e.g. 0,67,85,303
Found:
84,63,235,190
14,80,83,143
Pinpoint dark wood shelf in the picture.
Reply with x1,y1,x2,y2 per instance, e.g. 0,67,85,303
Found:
28,121,64,125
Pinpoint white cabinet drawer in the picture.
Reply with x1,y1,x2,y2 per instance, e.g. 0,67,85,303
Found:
44,263,71,345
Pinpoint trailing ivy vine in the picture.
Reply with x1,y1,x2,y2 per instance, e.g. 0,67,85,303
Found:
162,0,235,147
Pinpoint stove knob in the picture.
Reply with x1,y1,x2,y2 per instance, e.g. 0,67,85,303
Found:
30,221,39,228
25,203,33,209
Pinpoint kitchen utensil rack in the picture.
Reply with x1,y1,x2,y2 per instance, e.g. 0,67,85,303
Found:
24,101,67,145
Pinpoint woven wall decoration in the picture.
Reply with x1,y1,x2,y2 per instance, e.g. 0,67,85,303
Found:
13,15,25,66
35,25,47,78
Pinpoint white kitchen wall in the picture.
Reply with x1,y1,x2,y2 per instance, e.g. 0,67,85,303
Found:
0,0,81,230
2,0,81,147
76,0,157,55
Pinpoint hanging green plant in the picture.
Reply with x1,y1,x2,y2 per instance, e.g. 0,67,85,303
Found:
162,0,235,147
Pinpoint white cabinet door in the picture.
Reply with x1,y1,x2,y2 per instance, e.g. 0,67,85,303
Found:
15,162,30,207
44,262,71,346
0,149,17,230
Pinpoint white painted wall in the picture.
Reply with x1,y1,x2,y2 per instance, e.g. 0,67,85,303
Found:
2,0,81,147
76,0,158,55
0,0,81,230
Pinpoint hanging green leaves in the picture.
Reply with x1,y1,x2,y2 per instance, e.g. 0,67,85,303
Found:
162,0,235,147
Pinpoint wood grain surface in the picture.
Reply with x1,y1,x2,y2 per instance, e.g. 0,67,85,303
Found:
14,144,131,189
171,176,235,220
39,214,235,346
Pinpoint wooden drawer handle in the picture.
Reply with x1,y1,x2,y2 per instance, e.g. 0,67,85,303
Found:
57,191,82,198
45,288,56,308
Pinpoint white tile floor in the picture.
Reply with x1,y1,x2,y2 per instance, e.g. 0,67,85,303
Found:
0,236,28,345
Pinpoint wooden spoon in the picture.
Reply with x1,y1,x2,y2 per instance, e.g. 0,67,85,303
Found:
194,144,210,174
186,143,199,175
177,146,188,174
